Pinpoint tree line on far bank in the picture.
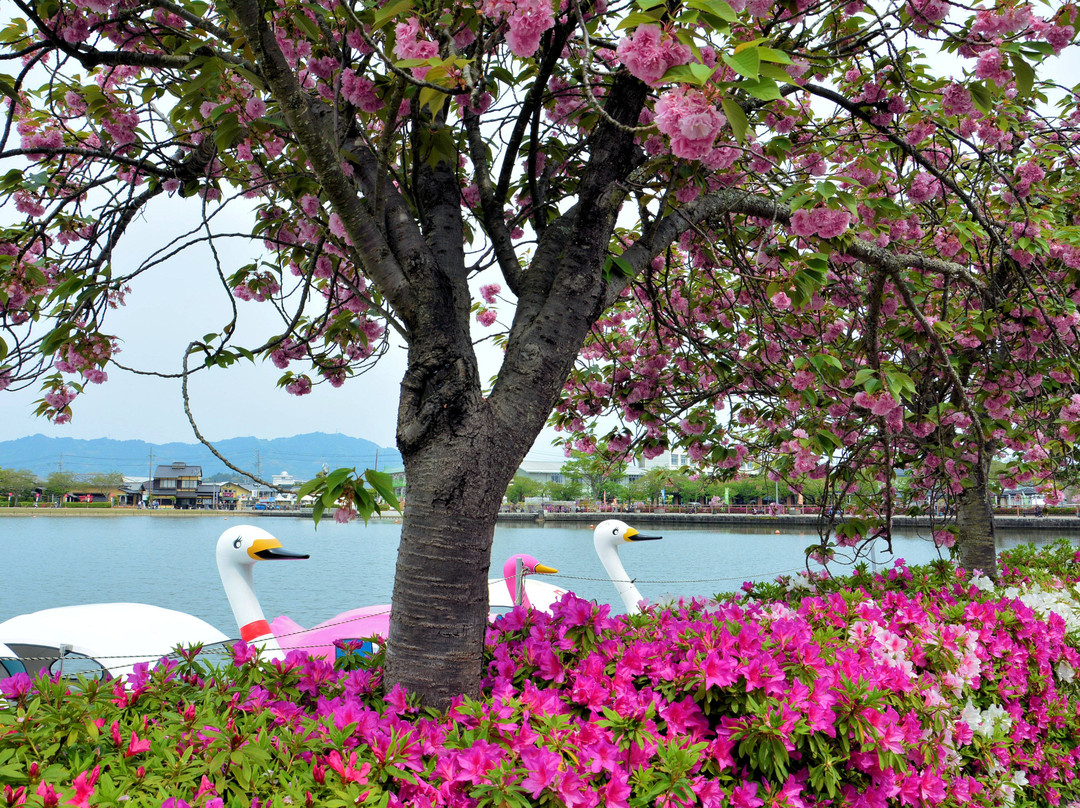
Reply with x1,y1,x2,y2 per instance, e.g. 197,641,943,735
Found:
0,468,123,504
505,453,1050,512
506,465,801,507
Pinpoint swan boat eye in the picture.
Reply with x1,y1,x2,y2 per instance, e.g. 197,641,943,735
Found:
233,537,243,549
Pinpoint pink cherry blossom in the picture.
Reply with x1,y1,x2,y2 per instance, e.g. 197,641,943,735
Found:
654,88,726,161
480,0,554,57
393,17,438,77
615,25,691,86
770,291,792,309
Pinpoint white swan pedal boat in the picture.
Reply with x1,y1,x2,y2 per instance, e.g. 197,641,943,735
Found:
0,603,230,681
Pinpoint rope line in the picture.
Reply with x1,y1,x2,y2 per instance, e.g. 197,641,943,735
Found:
266,606,393,641
0,567,815,675
551,567,808,585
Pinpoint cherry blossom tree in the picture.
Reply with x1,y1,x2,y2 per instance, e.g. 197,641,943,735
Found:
1,0,1077,703
557,7,1080,579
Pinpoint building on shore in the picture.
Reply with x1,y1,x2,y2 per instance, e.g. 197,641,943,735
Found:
150,462,202,508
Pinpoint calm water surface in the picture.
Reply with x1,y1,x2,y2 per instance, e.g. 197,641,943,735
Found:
1,516,1074,639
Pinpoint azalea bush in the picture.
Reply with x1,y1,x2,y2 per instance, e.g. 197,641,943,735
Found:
4,543,1080,807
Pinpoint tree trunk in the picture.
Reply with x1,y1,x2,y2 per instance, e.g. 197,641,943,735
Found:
954,457,998,578
384,402,544,704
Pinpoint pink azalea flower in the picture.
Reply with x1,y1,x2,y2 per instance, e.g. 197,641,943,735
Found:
0,673,33,700
124,730,151,757
231,641,257,666
701,649,738,689
519,746,562,796
323,750,371,785
602,768,631,808
730,782,764,808
66,766,99,808
36,782,59,808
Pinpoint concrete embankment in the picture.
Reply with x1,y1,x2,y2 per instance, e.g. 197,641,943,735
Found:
0,507,227,517
503,511,1080,531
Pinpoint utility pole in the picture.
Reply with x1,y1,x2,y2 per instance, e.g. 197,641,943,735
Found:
374,448,379,472
147,448,154,508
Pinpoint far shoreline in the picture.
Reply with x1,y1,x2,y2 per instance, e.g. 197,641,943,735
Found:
2,507,1079,532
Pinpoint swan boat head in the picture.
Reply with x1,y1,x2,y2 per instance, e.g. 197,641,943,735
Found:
216,525,308,646
501,553,558,607
592,519,662,615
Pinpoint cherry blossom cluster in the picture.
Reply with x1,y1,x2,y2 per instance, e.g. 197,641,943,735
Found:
616,25,693,86
52,335,115,385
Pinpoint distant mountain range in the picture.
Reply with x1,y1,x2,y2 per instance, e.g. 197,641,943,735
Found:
0,433,401,481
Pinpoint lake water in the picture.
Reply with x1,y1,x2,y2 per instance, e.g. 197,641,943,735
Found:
2,516,1075,640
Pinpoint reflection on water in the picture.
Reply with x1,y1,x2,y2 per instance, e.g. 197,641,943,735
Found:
1,516,1074,638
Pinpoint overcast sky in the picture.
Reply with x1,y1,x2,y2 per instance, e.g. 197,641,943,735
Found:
1,191,568,462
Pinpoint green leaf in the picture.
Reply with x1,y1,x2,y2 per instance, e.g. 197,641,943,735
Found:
816,429,839,452
236,67,266,92
968,82,993,115
617,10,665,29
816,180,837,199
659,63,716,86
296,477,323,499
687,62,717,83
418,85,448,116
759,62,795,82
722,46,760,79
884,370,915,400
40,325,73,356
721,97,749,144
738,76,781,101
603,254,634,279
46,275,88,305
372,0,414,30
852,368,876,387
324,467,353,491
213,112,244,151
757,47,792,64
364,469,400,510
292,11,322,40
810,353,841,371
1009,53,1034,97
686,0,738,21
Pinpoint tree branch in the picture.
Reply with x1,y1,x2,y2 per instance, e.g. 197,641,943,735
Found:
609,188,988,308
462,109,524,293
222,0,413,327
